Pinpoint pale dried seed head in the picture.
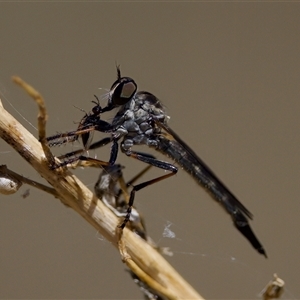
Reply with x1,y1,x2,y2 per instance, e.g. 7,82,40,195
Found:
0,173,23,195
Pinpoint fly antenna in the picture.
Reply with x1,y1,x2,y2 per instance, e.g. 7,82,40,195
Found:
115,63,121,81
92,94,100,106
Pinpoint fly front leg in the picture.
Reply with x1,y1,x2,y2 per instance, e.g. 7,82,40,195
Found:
52,137,118,169
119,148,178,229
77,138,119,167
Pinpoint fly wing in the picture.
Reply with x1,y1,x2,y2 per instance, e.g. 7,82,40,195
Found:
156,120,266,257
157,120,253,217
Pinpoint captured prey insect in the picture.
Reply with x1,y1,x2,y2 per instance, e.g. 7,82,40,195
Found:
46,67,267,257
46,96,113,166
94,164,167,300
94,164,151,241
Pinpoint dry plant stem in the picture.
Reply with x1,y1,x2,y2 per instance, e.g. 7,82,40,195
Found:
117,229,176,300
12,76,54,165
0,165,58,197
0,78,203,300
261,274,284,300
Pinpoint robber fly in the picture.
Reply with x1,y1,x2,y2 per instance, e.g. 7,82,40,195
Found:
47,67,266,257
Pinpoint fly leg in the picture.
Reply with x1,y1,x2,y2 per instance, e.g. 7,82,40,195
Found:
119,150,178,229
52,137,116,169
76,139,119,167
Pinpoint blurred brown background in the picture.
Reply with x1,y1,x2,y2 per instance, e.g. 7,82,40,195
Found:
0,3,299,299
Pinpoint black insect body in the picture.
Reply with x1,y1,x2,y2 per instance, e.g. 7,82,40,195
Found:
46,67,267,257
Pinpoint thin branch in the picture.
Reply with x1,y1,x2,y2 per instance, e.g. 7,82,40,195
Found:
117,229,177,300
12,76,55,165
0,78,203,300
0,165,58,197
260,274,285,300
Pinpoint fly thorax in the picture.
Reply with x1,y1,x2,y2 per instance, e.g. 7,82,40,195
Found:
113,126,128,139
121,139,134,151
139,122,152,133
129,98,136,111
123,119,140,132
123,109,134,120
134,108,150,124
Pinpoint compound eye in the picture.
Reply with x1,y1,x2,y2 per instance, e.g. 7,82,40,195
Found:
111,77,137,106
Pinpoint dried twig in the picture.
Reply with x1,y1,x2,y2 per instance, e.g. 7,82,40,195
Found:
260,273,284,300
0,164,58,197
12,76,55,165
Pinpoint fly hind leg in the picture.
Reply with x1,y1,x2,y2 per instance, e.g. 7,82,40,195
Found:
119,150,178,229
